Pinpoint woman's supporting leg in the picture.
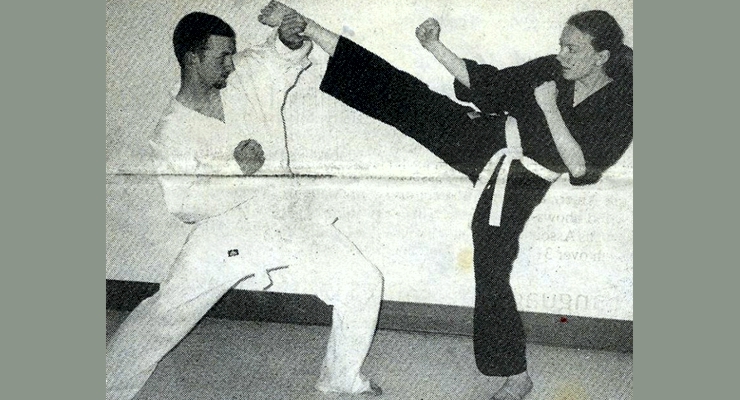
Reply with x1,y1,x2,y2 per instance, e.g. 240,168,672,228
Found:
471,162,552,377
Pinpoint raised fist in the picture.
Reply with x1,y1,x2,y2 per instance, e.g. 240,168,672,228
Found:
415,18,441,50
258,1,295,27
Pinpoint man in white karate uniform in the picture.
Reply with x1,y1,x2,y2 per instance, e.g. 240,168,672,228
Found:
106,11,384,400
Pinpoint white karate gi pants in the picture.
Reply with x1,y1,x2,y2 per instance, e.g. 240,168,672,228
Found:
106,187,384,399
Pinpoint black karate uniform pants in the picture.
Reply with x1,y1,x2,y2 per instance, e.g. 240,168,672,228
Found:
320,36,552,376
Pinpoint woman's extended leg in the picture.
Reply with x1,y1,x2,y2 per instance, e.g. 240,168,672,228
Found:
260,3,505,181
318,36,506,182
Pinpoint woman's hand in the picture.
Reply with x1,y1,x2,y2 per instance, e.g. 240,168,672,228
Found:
416,18,441,50
535,82,586,177
416,17,470,87
534,81,559,112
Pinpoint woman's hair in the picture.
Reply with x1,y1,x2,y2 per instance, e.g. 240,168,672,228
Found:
173,12,236,67
567,10,632,80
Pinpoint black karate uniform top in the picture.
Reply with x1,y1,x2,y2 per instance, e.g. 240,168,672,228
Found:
455,55,633,185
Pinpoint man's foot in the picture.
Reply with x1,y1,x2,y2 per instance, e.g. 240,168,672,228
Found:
360,380,383,396
316,379,382,397
491,371,533,400
258,0,296,27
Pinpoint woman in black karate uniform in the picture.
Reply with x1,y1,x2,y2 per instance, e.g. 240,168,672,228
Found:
261,4,632,399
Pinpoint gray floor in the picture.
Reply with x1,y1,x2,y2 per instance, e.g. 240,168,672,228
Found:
106,310,632,400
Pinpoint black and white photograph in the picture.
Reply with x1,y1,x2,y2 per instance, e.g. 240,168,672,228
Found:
106,1,633,399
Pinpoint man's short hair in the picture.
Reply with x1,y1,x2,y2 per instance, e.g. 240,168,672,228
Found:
173,12,236,67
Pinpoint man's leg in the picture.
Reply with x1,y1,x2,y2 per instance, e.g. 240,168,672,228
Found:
268,222,384,395
106,215,258,400
105,280,239,400
315,225,383,395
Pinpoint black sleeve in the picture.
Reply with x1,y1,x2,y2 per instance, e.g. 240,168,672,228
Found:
453,55,561,114
569,83,633,186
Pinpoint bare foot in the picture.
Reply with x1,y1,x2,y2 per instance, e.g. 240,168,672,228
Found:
492,371,533,400
258,0,296,27
361,380,382,396
317,379,383,397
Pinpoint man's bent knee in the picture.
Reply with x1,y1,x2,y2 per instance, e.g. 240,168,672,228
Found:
348,262,384,301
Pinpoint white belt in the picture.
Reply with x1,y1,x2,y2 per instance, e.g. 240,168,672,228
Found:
470,116,562,227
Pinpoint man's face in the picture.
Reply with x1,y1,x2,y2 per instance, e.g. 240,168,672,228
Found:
195,35,236,89
556,25,608,81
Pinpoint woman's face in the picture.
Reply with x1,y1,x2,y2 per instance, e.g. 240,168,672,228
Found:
556,24,609,81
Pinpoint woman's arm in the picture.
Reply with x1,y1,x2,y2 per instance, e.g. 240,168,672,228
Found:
259,1,340,56
416,18,470,88
280,12,471,88
534,82,586,178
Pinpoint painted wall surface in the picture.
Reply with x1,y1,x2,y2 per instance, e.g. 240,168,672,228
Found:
106,0,633,320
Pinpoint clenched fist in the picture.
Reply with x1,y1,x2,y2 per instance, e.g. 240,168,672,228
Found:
233,139,265,175
416,18,441,50
278,12,307,50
